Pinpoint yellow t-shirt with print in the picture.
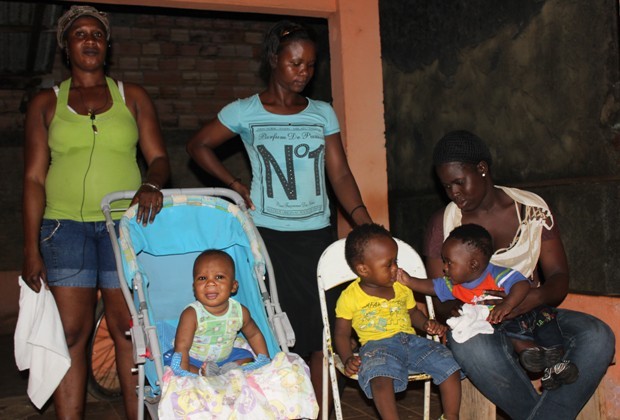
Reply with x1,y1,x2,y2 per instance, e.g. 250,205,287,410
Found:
335,278,416,345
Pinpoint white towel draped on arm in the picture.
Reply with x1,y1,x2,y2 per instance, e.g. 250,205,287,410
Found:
14,277,71,409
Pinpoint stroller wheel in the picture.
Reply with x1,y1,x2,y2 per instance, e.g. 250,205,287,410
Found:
87,299,122,401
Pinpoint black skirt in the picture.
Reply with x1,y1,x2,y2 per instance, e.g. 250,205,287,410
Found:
258,226,343,357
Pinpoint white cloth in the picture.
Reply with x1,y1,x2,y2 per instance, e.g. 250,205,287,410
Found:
14,277,70,409
443,185,553,279
446,303,495,343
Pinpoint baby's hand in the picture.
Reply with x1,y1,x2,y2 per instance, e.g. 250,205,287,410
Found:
487,302,512,324
343,355,361,377
396,268,413,288
424,319,447,337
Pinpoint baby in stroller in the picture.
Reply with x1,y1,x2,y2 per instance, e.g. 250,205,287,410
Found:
167,249,270,376
158,244,318,419
110,190,317,418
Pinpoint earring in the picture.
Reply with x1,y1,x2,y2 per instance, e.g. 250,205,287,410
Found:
482,173,486,177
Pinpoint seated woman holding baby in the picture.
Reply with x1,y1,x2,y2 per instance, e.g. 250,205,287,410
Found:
422,130,615,419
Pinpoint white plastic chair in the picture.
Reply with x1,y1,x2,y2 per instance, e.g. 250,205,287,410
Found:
317,237,437,420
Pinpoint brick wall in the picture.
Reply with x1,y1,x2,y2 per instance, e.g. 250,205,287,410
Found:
105,14,270,130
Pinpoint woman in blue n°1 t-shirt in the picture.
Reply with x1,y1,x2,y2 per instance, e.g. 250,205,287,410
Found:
186,20,372,415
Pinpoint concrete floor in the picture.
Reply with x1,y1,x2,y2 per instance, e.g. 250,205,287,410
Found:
0,333,126,419
0,333,444,419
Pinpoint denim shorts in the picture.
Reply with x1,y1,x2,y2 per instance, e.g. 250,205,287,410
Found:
40,219,120,288
357,332,461,399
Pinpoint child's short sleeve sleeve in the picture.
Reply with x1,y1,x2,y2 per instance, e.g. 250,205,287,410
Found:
397,283,416,310
495,267,529,294
432,277,457,302
335,286,353,320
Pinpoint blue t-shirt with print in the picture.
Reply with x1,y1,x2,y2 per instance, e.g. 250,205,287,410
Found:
218,94,340,231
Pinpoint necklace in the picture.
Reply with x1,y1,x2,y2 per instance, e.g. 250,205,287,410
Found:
76,84,110,134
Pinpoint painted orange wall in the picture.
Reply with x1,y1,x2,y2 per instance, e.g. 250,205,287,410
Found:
328,0,388,235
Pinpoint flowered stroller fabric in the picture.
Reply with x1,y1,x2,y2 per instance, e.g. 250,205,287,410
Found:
158,352,318,419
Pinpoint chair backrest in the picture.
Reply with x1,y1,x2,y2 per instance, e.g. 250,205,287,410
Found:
317,237,427,292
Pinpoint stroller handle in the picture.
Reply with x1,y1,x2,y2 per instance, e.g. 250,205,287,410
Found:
100,187,249,213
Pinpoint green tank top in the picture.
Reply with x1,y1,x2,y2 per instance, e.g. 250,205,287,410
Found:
44,77,141,221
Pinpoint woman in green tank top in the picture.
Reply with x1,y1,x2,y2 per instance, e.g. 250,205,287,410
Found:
21,6,170,419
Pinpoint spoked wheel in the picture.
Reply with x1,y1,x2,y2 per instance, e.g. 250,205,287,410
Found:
87,299,122,400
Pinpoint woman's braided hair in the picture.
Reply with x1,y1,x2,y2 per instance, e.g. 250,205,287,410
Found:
433,130,493,167
259,20,316,84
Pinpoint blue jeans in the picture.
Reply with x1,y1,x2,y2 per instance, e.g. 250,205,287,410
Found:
448,309,615,420
40,219,120,288
358,332,460,399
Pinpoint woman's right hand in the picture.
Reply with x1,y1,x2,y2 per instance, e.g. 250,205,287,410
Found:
21,252,47,293
229,180,255,211
131,184,164,226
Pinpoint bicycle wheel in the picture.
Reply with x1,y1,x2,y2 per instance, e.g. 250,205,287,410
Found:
87,299,122,400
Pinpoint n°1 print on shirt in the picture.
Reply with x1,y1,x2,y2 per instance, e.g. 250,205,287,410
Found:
252,123,327,220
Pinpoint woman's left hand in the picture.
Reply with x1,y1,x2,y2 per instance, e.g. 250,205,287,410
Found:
131,184,164,226
229,179,255,211
479,289,507,306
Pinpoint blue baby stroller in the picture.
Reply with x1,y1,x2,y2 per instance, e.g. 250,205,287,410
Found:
100,188,306,419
